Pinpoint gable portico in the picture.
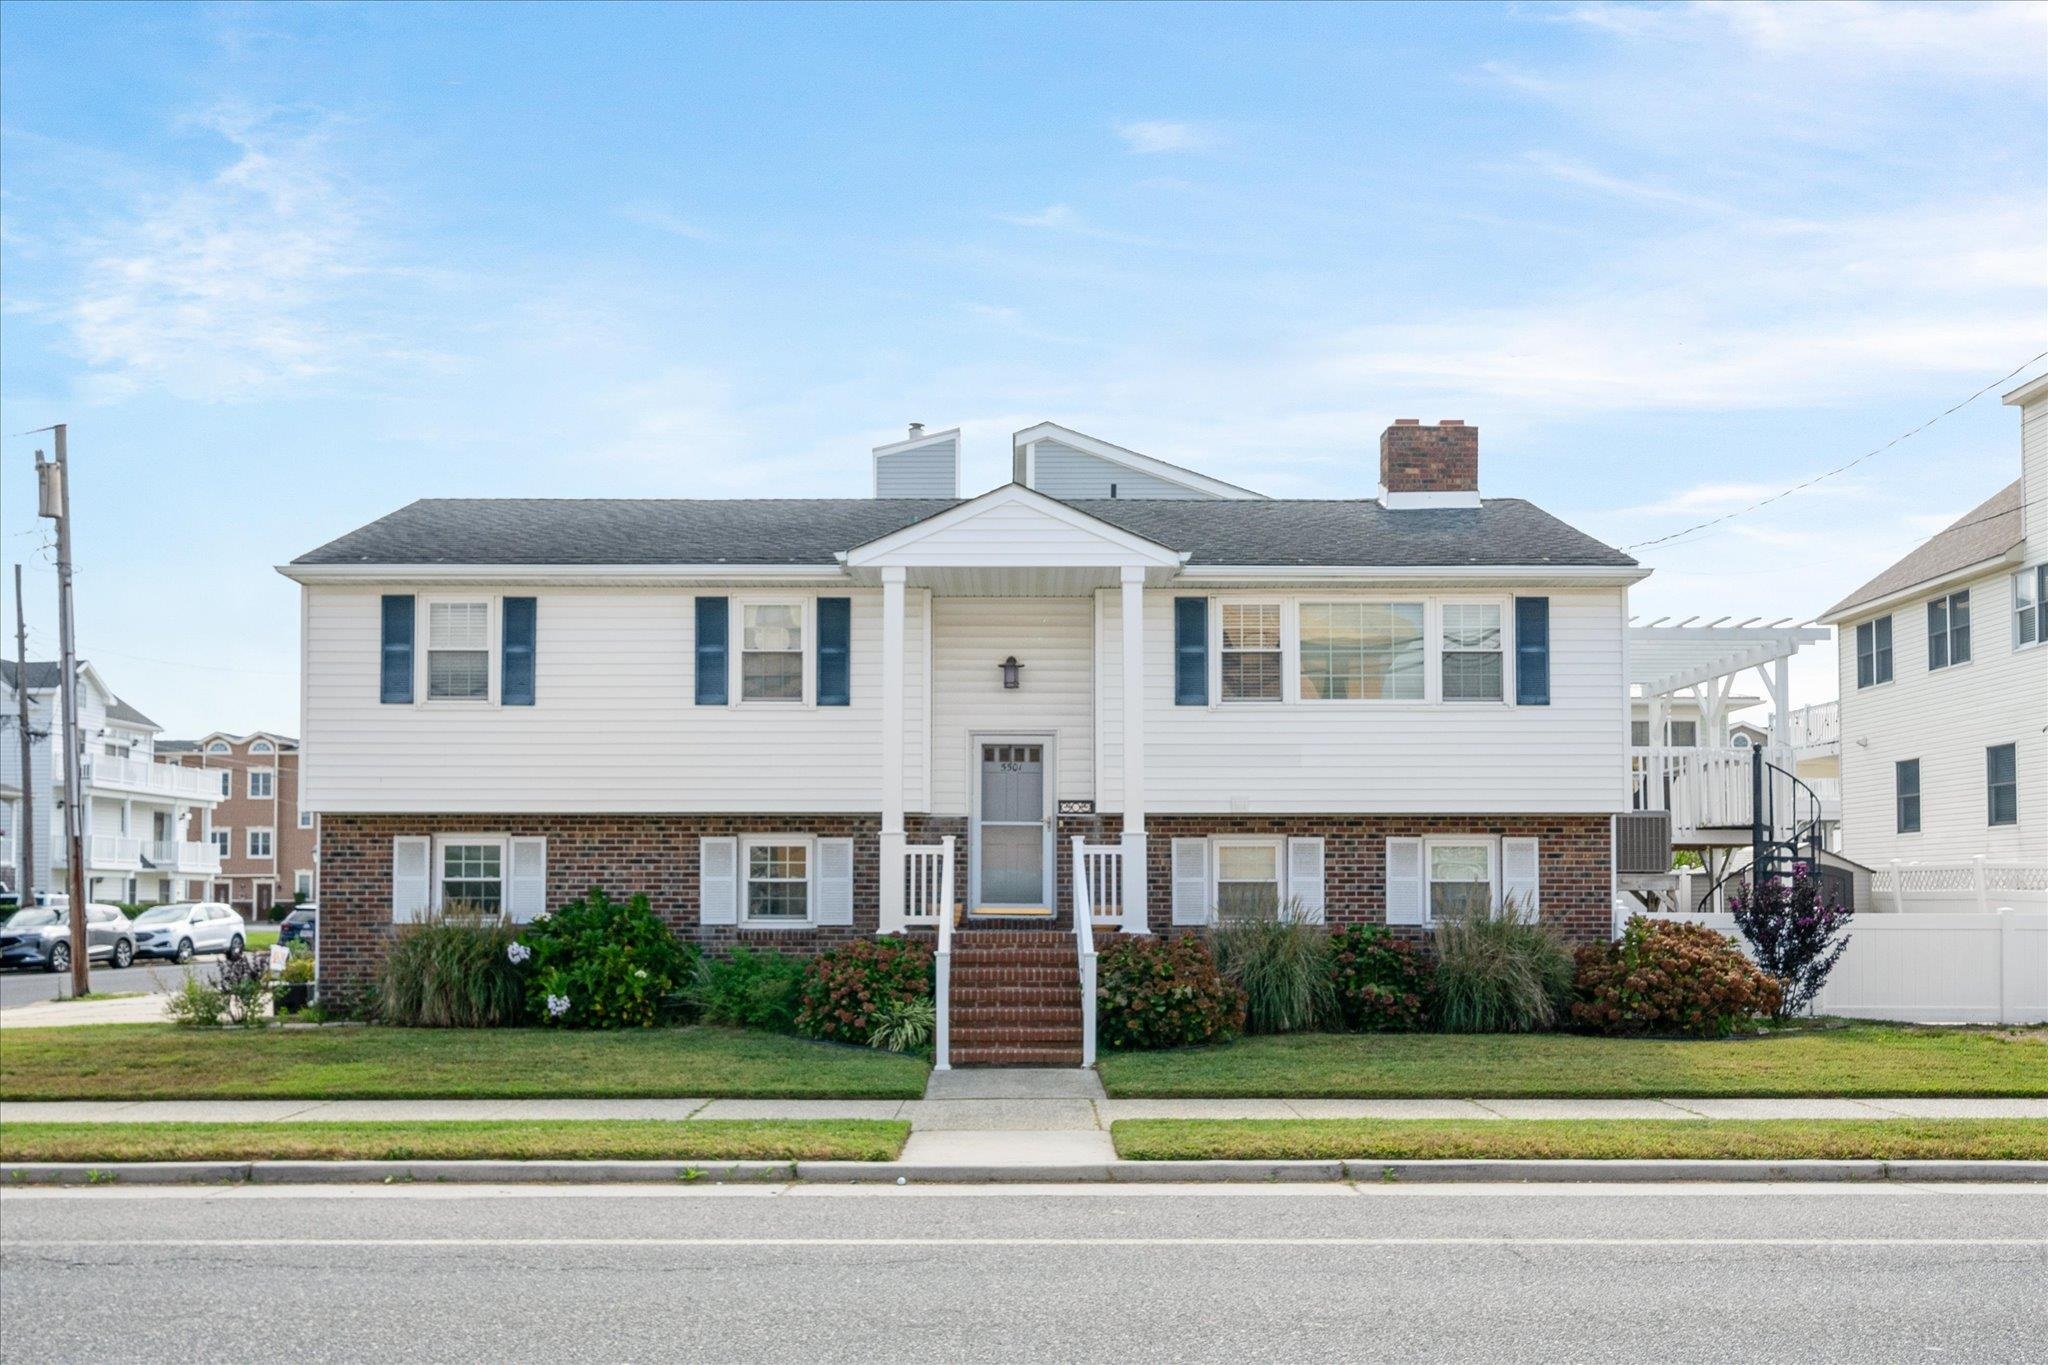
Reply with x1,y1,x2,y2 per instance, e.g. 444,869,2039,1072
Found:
844,485,1183,936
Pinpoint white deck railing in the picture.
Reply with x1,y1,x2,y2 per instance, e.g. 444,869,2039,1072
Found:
1630,744,1813,838
1076,842,1124,927
146,840,222,875
1070,837,1101,1068
55,834,145,869
77,756,223,802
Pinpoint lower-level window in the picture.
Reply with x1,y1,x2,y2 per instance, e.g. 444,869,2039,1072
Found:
294,869,314,898
246,827,273,859
1895,759,1921,834
1427,840,1495,921
1987,744,2018,827
1213,840,1282,920
211,829,230,857
440,841,504,914
744,840,811,924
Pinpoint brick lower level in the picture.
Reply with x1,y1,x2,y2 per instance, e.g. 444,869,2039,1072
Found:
316,811,1614,995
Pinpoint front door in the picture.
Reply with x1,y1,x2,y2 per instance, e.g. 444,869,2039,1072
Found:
975,742,1048,911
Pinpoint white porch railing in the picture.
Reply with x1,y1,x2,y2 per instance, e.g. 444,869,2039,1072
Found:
76,756,222,802
0,835,13,869
902,839,957,929
56,834,145,869
1076,841,1125,928
146,840,222,875
1070,837,1101,1067
1874,858,2048,913
1630,744,1805,838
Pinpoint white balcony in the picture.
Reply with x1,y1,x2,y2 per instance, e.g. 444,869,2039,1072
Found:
55,834,146,871
74,756,223,803
1630,745,1815,845
145,840,222,875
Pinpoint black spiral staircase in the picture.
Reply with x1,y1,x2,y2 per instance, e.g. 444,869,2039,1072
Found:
1697,746,1828,912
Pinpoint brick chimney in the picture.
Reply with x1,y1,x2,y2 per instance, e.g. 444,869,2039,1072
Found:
1379,419,1480,508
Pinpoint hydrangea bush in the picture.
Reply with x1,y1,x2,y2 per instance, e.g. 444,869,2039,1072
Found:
1572,915,1782,1038
513,888,696,1029
1096,934,1246,1051
1326,924,1432,1032
794,935,934,1045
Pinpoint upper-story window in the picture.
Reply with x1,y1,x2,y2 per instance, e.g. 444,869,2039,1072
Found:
206,740,231,755
427,601,491,700
1220,603,1283,702
218,770,232,798
1440,603,1504,702
298,809,314,829
2015,565,2047,649
210,829,230,857
1927,590,1970,670
247,827,273,859
1987,744,2018,827
1856,615,1893,687
740,603,804,701
249,768,273,799
1895,759,1921,834
1298,602,1423,701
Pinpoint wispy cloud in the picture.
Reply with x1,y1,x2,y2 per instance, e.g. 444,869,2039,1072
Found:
50,106,405,402
1115,120,1211,154
994,203,1155,246
1519,151,1733,214
618,203,718,241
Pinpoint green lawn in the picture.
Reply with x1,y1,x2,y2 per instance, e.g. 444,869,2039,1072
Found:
241,930,278,952
0,1025,929,1101
1097,1026,2048,1098
1112,1118,2048,1162
0,1119,908,1163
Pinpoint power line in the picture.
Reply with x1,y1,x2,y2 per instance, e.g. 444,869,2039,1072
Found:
1624,352,2048,552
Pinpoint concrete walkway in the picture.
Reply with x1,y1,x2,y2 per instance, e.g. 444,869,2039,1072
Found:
0,993,171,1028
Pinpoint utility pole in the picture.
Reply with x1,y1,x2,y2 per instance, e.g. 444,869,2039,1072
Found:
35,426,90,999
12,565,34,909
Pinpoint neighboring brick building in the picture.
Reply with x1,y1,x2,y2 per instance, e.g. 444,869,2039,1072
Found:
166,732,317,917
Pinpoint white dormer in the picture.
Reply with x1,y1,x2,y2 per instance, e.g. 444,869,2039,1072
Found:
872,424,961,498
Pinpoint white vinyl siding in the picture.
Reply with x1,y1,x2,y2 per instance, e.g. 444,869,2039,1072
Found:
1100,587,1630,814
301,586,928,814
930,597,1093,814
874,434,958,498
1836,561,2048,865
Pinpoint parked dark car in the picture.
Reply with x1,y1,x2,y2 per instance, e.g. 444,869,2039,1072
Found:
278,905,317,950
0,903,137,972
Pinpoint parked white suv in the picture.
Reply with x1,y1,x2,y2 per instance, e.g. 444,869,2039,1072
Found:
131,903,247,964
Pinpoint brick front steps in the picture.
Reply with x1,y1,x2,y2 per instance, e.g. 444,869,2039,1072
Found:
949,930,1083,1067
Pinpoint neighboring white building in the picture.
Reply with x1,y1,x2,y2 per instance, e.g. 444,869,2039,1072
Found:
1,660,225,905
1819,374,2048,877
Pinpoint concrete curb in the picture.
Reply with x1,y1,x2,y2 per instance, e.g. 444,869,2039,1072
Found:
6,1158,2045,1186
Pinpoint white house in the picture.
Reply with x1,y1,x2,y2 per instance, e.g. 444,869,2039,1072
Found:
1818,375,2048,911
288,418,1692,1061
1,659,224,905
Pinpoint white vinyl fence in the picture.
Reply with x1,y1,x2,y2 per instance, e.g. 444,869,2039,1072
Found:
1869,858,2047,914
1625,909,2048,1026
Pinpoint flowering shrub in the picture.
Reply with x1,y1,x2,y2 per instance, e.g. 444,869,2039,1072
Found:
1096,934,1246,1051
1326,924,1432,1032
515,888,697,1029
1572,916,1782,1038
794,935,934,1045
691,946,808,1033
1729,867,1854,1017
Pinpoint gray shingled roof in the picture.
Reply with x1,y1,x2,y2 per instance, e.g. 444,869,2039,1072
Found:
1824,481,2023,620
1,660,156,729
104,696,158,730
293,496,1636,569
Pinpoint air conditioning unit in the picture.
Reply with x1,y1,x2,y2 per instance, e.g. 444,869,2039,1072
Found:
1614,811,1672,876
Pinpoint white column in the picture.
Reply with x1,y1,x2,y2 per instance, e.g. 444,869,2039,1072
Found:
1118,566,1150,934
1767,658,1791,748
878,566,908,933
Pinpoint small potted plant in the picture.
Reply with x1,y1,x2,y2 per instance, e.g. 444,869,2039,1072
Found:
275,948,316,1013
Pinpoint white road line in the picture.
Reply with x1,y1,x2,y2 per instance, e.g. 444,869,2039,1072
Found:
6,1236,2044,1249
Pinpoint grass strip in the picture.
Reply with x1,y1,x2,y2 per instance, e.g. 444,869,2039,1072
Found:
1110,1117,2048,1162
0,1024,930,1101
0,1119,910,1164
1097,1027,2048,1099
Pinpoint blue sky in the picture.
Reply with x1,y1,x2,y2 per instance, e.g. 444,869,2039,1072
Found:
3,1,2043,735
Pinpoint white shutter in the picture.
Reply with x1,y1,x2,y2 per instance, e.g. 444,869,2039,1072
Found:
507,837,548,923
1502,837,1540,919
1286,837,1325,923
700,837,738,925
1171,838,1211,926
815,837,854,926
392,836,432,923
1385,837,1425,926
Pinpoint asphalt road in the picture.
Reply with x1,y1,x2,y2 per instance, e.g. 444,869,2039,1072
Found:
0,957,218,1008
3,1182,2043,1363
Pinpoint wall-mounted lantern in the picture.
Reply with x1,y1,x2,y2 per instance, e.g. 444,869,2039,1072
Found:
999,656,1023,690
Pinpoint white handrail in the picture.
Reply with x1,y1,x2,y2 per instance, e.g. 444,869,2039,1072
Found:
932,835,955,1072
1071,836,1098,1069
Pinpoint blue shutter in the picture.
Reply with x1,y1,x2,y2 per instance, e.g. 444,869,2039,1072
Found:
379,595,414,704
695,597,729,705
817,597,851,706
1173,597,1209,706
501,597,536,705
1514,596,1550,706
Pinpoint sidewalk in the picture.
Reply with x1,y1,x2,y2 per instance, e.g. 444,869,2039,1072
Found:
6,1069,2044,1169
0,994,171,1028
